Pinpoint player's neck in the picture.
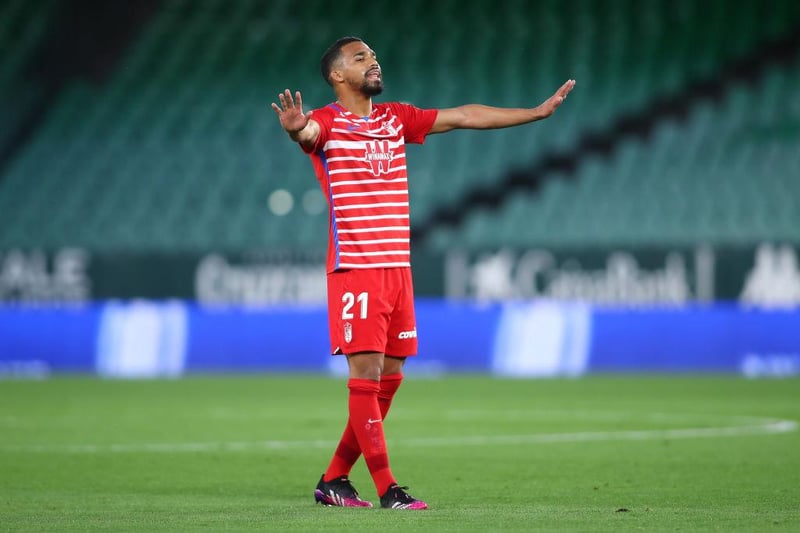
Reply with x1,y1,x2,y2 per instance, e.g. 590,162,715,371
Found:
335,94,372,118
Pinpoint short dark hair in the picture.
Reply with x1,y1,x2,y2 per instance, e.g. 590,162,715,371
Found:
320,36,363,86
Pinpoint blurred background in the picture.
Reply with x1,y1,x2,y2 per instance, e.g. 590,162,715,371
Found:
0,0,798,378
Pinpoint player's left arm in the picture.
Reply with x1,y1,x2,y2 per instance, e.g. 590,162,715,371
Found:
429,79,575,134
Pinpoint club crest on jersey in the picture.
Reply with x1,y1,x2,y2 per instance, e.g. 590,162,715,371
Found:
382,121,398,136
344,322,353,343
364,140,394,176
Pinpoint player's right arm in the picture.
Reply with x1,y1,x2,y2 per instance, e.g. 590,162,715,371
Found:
271,89,320,150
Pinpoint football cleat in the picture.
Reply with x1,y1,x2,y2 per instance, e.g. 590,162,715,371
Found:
379,484,428,510
314,475,373,507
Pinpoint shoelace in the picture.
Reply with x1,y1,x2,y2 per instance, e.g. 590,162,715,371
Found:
329,477,359,498
388,486,414,502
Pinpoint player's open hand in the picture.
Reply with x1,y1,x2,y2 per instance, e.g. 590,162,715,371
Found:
271,89,313,135
539,79,576,118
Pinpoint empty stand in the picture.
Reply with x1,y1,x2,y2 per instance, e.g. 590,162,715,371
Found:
429,52,800,250
0,0,798,253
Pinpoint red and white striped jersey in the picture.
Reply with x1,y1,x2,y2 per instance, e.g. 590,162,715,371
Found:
302,102,438,272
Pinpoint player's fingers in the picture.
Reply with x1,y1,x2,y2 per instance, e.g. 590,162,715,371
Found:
295,91,303,112
560,79,575,97
270,102,281,114
284,89,295,108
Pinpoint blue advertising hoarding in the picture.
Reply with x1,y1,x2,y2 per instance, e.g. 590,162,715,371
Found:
1,300,798,378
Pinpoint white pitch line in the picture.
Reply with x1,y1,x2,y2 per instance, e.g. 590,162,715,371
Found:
1,418,795,454
400,419,798,447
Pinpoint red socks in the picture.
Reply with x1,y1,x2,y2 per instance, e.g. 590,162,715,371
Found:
323,373,404,495
345,378,395,495
378,373,403,414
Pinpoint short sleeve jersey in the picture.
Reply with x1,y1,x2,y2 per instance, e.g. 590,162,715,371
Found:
302,102,438,273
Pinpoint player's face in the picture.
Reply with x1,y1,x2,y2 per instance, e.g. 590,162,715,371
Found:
338,41,383,96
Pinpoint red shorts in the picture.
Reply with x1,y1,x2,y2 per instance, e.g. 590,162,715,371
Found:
327,267,418,357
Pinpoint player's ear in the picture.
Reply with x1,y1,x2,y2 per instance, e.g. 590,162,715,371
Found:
329,69,344,84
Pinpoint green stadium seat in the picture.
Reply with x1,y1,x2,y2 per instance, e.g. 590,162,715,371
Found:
1,0,799,254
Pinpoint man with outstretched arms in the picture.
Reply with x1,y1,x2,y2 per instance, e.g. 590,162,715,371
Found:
272,36,574,510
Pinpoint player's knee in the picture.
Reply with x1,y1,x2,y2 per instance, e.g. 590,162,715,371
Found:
383,355,406,375
346,351,384,380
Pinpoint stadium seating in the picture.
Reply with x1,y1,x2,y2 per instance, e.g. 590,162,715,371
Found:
0,0,56,158
0,0,798,253
427,53,800,250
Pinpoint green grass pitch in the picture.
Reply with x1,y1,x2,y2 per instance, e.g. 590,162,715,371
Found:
1,375,798,531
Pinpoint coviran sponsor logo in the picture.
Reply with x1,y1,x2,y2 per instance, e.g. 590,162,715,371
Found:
194,254,326,306
398,328,417,339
